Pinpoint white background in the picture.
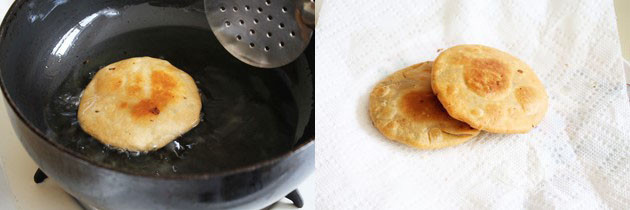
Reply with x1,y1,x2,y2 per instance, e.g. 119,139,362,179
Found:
315,0,630,209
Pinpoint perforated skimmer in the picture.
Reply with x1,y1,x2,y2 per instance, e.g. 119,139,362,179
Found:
205,0,315,68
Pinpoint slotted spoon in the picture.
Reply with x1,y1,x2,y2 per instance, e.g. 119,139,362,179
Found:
205,0,315,68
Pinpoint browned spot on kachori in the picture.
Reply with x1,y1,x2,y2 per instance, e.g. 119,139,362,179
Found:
149,107,160,115
129,71,177,119
463,58,511,96
127,84,142,97
399,91,449,121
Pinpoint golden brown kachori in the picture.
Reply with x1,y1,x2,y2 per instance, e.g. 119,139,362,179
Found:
431,45,548,133
369,62,480,149
78,57,201,152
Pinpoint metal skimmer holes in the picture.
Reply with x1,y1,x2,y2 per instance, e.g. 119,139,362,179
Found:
210,0,311,65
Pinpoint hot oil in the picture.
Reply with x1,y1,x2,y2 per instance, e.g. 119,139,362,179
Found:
44,26,303,176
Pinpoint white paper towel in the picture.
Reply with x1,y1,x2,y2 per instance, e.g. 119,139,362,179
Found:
315,0,630,209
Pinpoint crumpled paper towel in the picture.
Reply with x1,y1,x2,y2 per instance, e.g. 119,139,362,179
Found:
315,0,630,209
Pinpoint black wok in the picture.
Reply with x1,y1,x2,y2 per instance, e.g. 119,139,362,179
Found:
0,0,314,209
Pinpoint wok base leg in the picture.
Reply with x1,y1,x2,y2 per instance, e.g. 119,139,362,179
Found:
33,169,305,208
285,190,303,208
34,168,48,184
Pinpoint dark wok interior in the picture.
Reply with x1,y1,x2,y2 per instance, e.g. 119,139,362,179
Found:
0,0,313,176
